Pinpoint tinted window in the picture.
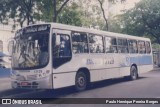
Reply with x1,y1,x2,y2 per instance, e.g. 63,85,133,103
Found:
146,41,151,54
72,32,89,54
138,41,146,54
52,33,72,68
128,40,138,53
89,34,104,53
105,37,117,53
117,38,128,53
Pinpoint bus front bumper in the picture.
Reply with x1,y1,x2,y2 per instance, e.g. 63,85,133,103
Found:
11,75,52,89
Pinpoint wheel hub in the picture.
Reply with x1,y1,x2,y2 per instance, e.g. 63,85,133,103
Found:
78,77,85,87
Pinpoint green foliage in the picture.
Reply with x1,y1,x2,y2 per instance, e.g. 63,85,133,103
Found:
39,0,105,29
0,0,125,30
38,0,54,22
152,43,160,50
58,2,82,26
108,15,123,33
0,0,71,26
0,0,42,27
38,0,83,26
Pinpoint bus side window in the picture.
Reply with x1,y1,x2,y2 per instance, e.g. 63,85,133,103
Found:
117,38,128,53
88,34,104,53
52,34,71,57
72,32,89,54
52,33,72,68
105,37,117,53
138,41,146,54
128,40,138,53
146,41,151,54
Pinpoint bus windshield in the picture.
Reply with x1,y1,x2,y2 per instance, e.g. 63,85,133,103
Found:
12,32,49,70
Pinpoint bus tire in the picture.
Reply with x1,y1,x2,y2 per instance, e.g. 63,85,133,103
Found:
75,71,87,91
130,66,138,80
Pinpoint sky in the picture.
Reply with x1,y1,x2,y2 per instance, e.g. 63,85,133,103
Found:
119,0,141,9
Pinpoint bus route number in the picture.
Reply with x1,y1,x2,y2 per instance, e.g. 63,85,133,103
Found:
34,70,42,74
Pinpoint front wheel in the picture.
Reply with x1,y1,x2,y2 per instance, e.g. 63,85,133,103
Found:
75,71,87,91
130,66,138,80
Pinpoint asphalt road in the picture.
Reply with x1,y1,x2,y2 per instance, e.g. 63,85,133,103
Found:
1,68,160,107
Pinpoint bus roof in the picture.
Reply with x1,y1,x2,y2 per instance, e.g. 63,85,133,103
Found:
25,23,151,41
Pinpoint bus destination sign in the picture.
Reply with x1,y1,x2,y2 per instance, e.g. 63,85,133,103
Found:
24,24,50,33
15,24,50,37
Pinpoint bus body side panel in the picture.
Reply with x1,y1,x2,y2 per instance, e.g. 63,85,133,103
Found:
118,54,131,77
119,54,142,77
52,53,122,89
52,53,120,89
139,54,153,74
118,53,153,77
52,72,76,89
52,53,153,89
52,54,90,89
90,68,120,82
90,53,121,82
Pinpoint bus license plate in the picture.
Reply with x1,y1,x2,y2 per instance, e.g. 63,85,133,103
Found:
21,82,28,86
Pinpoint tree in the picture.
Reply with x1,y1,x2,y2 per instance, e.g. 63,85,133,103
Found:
0,0,41,27
39,0,84,26
38,0,70,22
97,0,108,30
38,0,54,22
119,0,160,44
0,0,70,27
97,0,126,31
75,0,105,29
108,15,123,33
52,0,70,22
58,2,83,26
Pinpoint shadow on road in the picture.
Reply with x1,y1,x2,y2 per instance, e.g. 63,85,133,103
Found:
1,76,148,98
0,89,35,98
90,76,147,89
42,77,146,97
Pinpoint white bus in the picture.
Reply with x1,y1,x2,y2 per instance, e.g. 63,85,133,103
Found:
10,23,153,91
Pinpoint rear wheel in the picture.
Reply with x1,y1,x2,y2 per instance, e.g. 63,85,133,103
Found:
75,71,87,91
130,66,138,80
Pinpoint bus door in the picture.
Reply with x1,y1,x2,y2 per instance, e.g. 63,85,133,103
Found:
52,29,72,70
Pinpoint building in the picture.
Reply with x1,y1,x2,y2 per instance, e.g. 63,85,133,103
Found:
0,23,16,68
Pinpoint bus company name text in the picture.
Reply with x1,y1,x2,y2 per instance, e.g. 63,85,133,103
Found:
87,58,114,65
25,25,48,33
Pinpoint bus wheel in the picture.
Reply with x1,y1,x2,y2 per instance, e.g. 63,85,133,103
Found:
130,66,138,80
75,71,87,91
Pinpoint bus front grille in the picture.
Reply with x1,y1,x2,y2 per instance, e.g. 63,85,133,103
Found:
15,81,38,89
